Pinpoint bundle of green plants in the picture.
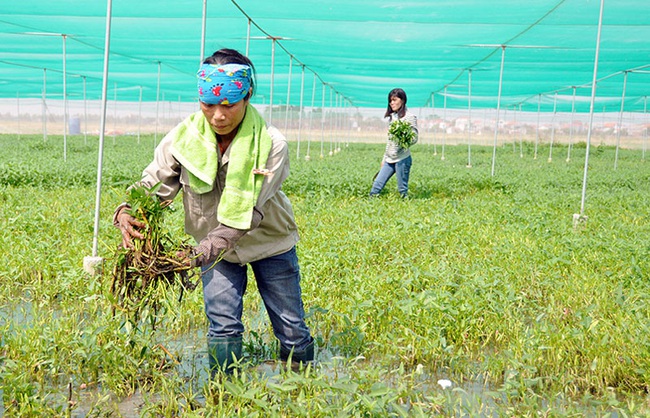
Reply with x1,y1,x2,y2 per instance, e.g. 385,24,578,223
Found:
111,183,196,314
388,119,416,148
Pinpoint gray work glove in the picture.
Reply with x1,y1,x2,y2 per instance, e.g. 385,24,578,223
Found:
190,207,263,268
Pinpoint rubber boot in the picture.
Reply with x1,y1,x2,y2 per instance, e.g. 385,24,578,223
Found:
207,335,242,378
280,338,315,370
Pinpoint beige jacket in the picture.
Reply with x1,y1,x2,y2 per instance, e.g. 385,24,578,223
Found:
135,123,299,265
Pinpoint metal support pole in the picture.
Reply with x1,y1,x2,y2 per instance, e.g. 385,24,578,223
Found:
246,19,251,56
614,71,628,170
200,0,207,64
42,68,47,142
328,87,333,155
284,57,293,134
490,45,506,177
297,65,305,159
431,92,437,155
16,92,21,139
576,0,605,225
467,69,472,167
346,97,350,149
320,83,325,158
306,72,316,159
113,82,117,144
643,96,647,161
535,94,541,159
155,61,161,147
86,0,113,274
518,103,523,158
82,76,88,145
548,92,557,162
269,39,276,125
138,86,142,143
567,86,576,162
336,92,342,152
442,86,447,160
62,34,68,162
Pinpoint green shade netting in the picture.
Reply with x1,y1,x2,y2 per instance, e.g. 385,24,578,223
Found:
0,0,649,112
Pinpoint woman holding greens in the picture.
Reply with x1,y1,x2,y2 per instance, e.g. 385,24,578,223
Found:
369,88,418,198
114,48,314,378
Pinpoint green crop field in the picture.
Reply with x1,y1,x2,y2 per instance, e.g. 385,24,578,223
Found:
0,134,649,416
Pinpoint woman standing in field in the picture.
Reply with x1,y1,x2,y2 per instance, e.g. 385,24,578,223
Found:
369,88,418,198
114,48,314,377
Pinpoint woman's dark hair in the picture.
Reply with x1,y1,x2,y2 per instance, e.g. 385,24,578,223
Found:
384,88,407,119
203,48,256,99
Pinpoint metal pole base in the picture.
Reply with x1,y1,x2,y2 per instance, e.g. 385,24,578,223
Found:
83,256,104,276
572,214,588,230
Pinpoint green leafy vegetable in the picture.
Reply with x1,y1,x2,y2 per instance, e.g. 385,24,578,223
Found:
111,183,196,315
388,119,415,148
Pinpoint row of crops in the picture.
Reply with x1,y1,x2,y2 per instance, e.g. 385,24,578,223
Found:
0,134,648,415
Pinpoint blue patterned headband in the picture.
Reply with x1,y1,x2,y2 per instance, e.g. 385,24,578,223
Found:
197,63,251,105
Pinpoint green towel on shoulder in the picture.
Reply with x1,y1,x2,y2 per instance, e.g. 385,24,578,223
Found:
169,111,218,194
219,105,272,229
169,105,272,230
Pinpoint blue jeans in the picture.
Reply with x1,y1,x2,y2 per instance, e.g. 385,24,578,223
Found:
201,247,313,352
370,155,412,197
